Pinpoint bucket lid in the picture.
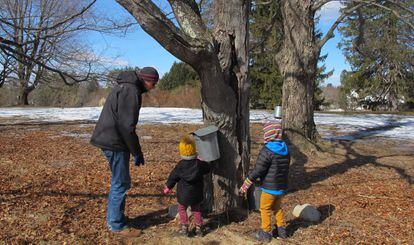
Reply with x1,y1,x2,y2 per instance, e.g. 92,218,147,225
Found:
193,125,219,137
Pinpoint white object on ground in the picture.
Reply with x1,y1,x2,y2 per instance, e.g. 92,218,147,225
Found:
292,204,321,222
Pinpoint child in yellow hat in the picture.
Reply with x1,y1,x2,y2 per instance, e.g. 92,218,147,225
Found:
163,135,211,237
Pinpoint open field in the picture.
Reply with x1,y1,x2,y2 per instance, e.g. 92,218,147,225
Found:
0,123,413,244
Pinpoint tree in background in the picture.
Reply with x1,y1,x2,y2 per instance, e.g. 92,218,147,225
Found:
157,61,199,90
249,1,331,111
0,0,134,106
271,0,413,148
116,0,250,212
339,1,414,111
30,71,100,107
314,54,334,111
249,1,283,109
0,0,101,105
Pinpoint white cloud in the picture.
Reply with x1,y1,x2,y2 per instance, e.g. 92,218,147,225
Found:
75,50,130,68
99,56,130,67
318,1,343,22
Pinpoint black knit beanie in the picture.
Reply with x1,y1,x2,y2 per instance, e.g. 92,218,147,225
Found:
138,67,159,83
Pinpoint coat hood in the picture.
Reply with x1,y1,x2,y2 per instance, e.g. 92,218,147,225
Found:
265,141,289,156
116,71,148,93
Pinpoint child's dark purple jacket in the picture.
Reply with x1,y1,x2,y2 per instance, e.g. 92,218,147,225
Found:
166,159,210,206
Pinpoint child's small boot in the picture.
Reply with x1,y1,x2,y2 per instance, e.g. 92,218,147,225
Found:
254,230,272,243
277,227,287,239
178,224,189,237
194,225,204,237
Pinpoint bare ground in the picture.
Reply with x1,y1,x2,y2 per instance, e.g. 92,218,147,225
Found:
0,123,413,244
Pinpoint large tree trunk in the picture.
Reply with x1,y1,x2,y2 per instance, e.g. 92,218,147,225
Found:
277,0,320,147
19,89,29,105
197,57,249,212
197,0,250,212
116,0,250,213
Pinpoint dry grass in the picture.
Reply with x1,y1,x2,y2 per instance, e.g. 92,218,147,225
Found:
0,123,413,244
142,86,201,108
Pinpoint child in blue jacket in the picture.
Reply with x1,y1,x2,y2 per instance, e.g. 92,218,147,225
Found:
239,120,290,242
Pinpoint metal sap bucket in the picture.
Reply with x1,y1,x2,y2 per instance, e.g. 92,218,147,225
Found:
247,184,262,211
274,105,282,118
192,125,220,162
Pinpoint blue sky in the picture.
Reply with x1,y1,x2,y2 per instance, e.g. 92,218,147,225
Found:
90,1,349,86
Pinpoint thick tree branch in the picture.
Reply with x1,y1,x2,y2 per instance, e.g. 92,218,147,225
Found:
167,0,208,41
116,0,206,64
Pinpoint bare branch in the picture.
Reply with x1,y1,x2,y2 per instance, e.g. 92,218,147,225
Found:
0,1,97,32
0,40,90,85
350,0,414,29
116,0,206,64
318,3,364,50
384,0,414,16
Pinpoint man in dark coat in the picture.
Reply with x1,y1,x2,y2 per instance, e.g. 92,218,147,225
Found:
90,67,159,236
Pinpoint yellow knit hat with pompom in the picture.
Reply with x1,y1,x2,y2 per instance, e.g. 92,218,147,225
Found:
179,135,197,159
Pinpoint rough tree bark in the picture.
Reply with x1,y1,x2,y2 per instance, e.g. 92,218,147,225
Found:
276,0,319,148
277,0,409,147
116,0,250,212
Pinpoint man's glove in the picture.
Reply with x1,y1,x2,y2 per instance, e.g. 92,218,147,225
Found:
134,150,145,166
163,186,171,195
238,178,252,195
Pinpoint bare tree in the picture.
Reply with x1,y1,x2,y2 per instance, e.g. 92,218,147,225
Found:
116,0,250,213
0,0,132,105
275,0,413,148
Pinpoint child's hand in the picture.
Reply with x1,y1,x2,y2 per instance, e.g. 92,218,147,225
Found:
238,178,252,195
163,186,171,195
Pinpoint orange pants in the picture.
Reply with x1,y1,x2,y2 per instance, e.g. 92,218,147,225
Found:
260,191,286,232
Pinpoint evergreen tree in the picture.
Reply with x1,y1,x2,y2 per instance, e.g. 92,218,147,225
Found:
339,1,414,111
314,54,334,110
249,1,283,109
249,1,331,110
157,61,199,90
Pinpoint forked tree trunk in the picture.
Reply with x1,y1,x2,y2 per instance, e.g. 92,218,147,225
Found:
116,0,250,213
197,56,249,212
277,0,320,147
197,0,250,212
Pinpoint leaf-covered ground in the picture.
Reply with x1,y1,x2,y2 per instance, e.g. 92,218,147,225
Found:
0,123,413,244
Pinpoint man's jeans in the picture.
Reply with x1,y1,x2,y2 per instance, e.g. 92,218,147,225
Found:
103,150,131,231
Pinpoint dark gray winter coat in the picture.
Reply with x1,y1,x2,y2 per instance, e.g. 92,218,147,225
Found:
166,159,211,206
90,71,147,156
248,145,290,190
